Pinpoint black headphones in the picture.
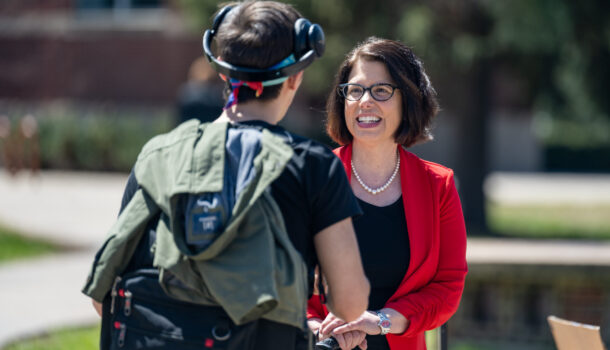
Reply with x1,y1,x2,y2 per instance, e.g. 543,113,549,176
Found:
202,5,325,82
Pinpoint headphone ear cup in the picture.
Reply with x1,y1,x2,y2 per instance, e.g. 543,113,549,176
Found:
308,24,325,57
293,18,311,59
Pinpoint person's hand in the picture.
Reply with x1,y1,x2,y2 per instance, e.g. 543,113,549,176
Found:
92,299,102,317
319,312,367,350
331,330,367,350
308,317,323,334
333,311,382,336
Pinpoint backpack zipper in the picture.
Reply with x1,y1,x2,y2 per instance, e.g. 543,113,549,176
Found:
110,276,122,314
124,290,133,316
114,321,126,347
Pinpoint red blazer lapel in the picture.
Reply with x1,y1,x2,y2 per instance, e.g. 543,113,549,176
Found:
396,147,435,297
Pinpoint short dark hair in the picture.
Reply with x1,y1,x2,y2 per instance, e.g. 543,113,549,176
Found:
326,37,440,147
214,1,301,103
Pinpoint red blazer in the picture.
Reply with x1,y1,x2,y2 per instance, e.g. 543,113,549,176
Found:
307,144,468,350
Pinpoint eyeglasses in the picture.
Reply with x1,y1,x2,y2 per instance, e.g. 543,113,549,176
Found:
338,83,399,102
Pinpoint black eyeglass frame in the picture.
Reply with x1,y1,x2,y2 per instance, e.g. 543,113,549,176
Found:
338,83,399,102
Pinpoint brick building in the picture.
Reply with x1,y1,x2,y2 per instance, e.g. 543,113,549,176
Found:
0,0,202,105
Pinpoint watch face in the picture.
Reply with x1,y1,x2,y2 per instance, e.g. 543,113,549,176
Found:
380,319,391,328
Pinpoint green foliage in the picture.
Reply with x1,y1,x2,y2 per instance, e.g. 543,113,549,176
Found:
532,113,610,148
398,5,434,52
4,325,100,350
37,107,173,172
484,0,610,147
175,0,219,33
485,0,572,55
0,225,57,263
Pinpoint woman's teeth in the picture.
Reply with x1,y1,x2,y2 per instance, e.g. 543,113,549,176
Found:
357,116,380,123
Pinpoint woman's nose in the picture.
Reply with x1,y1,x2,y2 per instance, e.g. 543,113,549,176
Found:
359,90,375,105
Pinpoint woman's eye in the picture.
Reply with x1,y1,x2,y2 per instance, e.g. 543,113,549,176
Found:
348,87,364,96
373,86,391,96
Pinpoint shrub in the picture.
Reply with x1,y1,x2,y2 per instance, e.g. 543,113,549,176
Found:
36,108,173,172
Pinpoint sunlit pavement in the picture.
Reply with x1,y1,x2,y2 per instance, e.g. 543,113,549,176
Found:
0,171,126,348
0,170,610,347
0,251,97,347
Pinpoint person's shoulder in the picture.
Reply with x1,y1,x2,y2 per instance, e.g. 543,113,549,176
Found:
141,119,202,155
401,147,454,180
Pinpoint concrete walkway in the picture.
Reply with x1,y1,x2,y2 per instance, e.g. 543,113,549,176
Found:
0,171,126,249
0,171,126,348
0,170,610,348
484,172,610,205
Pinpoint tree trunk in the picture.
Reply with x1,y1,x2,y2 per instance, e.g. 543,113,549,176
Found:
453,59,491,235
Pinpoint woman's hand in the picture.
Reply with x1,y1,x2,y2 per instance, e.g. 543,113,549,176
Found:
331,330,367,350
333,308,409,337
332,311,382,336
317,313,368,350
319,312,346,336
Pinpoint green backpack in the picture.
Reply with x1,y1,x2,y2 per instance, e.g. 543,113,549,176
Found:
83,120,310,349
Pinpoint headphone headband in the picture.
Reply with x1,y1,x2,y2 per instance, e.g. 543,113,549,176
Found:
202,5,325,82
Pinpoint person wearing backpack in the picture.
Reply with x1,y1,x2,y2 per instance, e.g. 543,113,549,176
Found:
82,2,370,349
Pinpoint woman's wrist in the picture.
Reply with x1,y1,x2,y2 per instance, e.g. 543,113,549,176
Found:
379,307,409,334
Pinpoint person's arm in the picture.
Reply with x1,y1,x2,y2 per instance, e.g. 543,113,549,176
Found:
314,217,369,322
90,170,139,317
92,299,103,317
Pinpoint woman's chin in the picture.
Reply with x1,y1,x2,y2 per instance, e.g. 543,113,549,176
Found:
352,132,392,145
357,121,381,129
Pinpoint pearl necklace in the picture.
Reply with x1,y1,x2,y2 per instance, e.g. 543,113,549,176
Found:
351,153,400,195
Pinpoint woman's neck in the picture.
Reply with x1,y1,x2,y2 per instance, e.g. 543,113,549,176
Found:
351,139,398,177
350,139,402,206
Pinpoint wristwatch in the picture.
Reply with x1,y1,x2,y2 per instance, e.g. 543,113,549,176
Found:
376,311,391,335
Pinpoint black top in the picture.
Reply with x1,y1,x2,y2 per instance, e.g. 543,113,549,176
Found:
352,196,410,350
120,120,362,280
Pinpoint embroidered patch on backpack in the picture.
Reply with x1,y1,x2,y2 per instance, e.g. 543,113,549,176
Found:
185,193,228,250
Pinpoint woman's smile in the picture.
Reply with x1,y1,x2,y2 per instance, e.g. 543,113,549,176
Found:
357,114,382,128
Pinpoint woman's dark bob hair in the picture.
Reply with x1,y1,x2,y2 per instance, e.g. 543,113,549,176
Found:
326,37,439,147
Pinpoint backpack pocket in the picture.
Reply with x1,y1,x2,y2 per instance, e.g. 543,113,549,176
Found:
108,269,258,350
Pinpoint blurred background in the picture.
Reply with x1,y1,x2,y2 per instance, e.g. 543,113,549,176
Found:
0,0,609,349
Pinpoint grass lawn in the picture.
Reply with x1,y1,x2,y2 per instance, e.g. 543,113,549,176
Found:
4,325,100,350
451,340,554,350
0,225,58,263
487,203,610,239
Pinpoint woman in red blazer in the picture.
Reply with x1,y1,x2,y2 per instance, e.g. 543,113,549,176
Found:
307,37,468,350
